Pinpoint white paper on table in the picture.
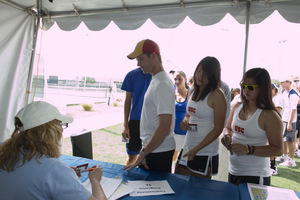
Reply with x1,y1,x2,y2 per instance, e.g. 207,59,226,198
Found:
247,183,299,200
128,180,175,197
82,176,122,199
108,182,134,200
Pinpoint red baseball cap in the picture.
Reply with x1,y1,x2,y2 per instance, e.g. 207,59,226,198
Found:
127,39,160,59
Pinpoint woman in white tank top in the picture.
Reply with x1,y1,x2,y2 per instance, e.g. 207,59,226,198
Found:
221,68,283,186
174,56,227,179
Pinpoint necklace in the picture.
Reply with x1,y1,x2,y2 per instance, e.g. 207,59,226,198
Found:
244,107,257,117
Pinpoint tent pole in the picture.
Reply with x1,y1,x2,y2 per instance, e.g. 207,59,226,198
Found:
243,0,251,75
25,1,41,103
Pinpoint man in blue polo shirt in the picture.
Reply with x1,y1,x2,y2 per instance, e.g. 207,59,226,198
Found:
121,68,151,165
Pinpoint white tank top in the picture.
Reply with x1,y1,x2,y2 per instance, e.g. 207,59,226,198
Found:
183,92,219,156
229,104,270,177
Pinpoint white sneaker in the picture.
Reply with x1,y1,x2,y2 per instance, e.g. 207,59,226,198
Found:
295,150,300,157
269,166,278,176
275,155,288,162
279,158,297,167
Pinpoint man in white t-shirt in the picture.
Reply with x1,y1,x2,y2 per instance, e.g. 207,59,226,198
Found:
122,39,176,173
277,78,299,167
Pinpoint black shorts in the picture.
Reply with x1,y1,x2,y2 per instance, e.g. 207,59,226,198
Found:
228,173,271,186
296,120,300,138
178,150,219,176
126,120,142,155
139,150,174,173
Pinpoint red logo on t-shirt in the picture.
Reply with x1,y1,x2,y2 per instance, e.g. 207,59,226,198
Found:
235,125,244,134
188,107,196,114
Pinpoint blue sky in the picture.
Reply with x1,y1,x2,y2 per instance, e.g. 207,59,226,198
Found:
37,11,300,89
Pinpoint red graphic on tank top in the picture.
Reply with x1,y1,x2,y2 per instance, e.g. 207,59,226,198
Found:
188,107,196,114
235,125,244,134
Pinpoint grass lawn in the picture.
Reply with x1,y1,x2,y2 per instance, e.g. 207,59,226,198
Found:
62,123,300,193
272,157,300,192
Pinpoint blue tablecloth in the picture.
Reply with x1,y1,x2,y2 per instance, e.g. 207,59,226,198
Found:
60,154,239,200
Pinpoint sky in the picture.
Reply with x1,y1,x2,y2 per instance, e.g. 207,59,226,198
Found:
36,11,300,89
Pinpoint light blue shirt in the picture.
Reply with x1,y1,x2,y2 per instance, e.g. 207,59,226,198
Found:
0,154,91,200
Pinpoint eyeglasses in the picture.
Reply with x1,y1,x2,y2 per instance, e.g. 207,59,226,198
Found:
240,83,258,91
60,122,68,129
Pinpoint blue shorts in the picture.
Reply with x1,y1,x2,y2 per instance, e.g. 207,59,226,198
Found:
283,122,296,142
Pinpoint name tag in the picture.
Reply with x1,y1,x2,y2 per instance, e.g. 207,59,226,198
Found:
188,123,197,132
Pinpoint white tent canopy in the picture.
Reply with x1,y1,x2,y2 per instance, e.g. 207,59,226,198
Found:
1,0,300,141
2,0,300,30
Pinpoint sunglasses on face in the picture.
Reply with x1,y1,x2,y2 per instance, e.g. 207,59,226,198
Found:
240,83,258,91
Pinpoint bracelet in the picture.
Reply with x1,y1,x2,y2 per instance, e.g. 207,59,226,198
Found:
246,145,255,155
140,148,149,157
245,145,250,154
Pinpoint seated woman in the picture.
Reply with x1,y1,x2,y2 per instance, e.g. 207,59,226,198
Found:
0,101,107,200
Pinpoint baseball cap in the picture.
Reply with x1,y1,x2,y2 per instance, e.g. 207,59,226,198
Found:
15,101,73,132
271,83,278,89
127,39,160,59
279,76,292,82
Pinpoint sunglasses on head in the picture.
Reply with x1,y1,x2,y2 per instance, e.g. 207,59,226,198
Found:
240,83,258,91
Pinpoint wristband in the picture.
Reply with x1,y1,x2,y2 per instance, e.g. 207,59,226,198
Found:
140,148,149,157
245,145,250,154
246,145,255,155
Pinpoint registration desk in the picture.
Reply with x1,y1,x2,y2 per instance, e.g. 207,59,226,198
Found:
60,154,240,200
61,154,300,200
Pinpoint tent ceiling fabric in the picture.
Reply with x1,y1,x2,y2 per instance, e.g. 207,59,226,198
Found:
2,0,300,31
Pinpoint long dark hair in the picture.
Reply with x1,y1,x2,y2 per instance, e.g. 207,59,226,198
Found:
192,56,221,102
240,68,278,114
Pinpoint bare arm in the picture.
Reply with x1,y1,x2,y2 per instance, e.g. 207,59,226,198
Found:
253,110,283,157
287,109,296,131
275,107,282,114
122,92,132,141
89,180,107,200
180,89,192,131
88,166,107,200
221,103,240,148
